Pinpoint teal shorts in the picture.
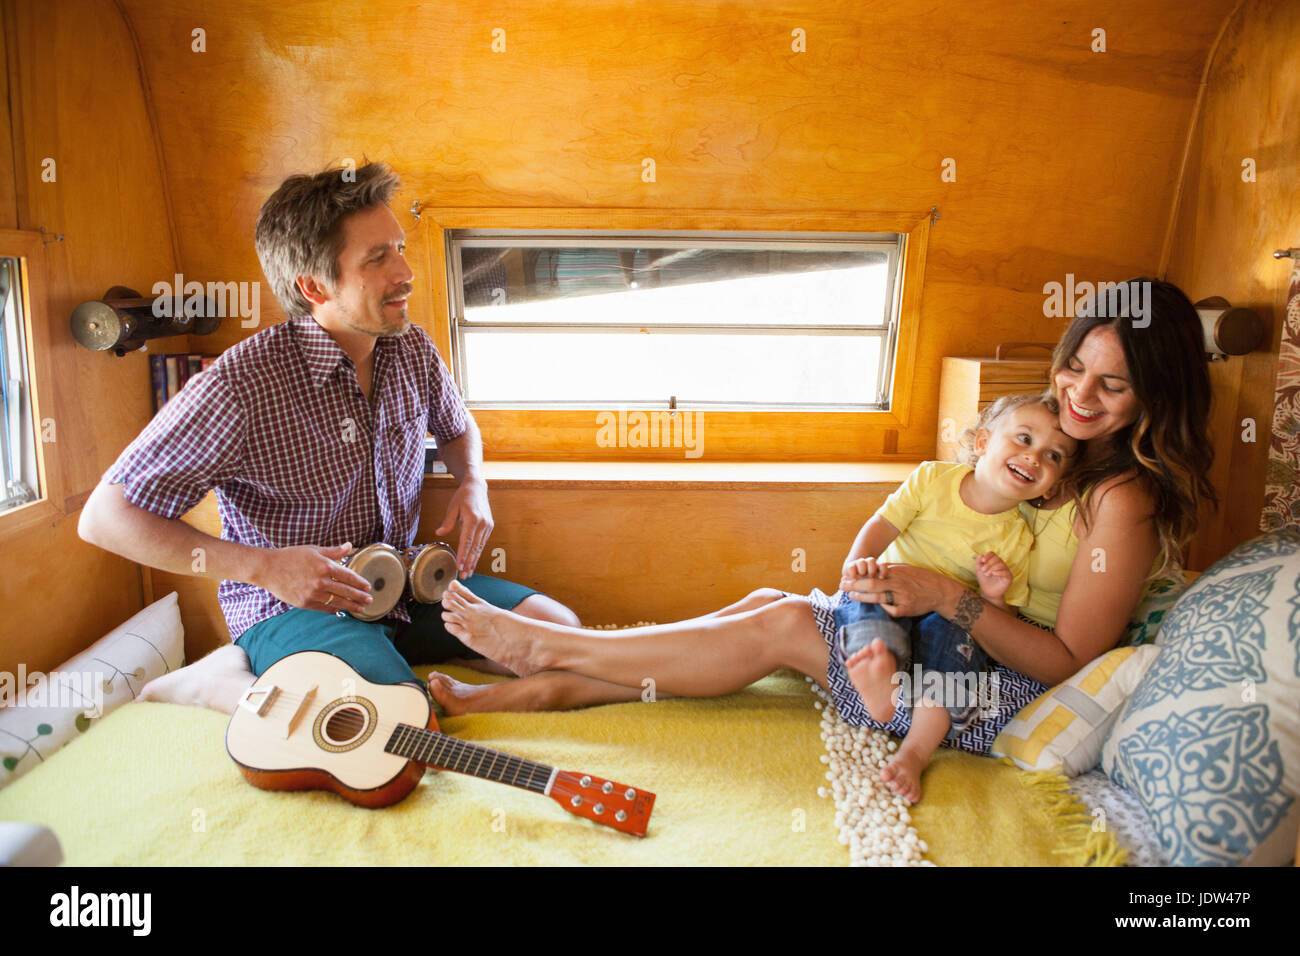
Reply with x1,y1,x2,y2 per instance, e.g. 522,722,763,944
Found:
234,574,540,689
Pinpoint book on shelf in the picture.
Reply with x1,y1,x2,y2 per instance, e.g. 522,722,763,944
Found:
150,353,219,412
424,437,448,475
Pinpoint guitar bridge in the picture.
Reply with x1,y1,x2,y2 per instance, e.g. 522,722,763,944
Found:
284,685,317,739
236,681,316,740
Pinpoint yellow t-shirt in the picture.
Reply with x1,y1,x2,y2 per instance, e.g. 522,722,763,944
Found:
1018,499,1168,628
877,461,1033,608
1017,500,1078,627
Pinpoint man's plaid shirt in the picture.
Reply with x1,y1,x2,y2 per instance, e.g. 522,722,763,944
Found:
105,315,468,639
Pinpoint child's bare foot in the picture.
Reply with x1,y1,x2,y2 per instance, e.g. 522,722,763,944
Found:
845,638,899,722
880,747,927,803
881,705,948,803
440,581,555,677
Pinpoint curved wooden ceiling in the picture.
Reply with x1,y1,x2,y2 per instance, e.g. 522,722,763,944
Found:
116,0,1237,310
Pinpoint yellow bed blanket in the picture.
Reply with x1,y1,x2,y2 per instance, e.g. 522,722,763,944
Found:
0,667,1117,865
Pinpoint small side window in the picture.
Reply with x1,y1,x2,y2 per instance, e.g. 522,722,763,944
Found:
0,255,39,513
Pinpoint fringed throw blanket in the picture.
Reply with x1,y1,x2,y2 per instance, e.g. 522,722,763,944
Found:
1263,259,1300,530
812,681,1126,866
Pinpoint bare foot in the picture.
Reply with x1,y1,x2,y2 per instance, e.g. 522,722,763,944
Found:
427,669,646,716
440,581,553,677
879,747,927,803
845,638,899,722
426,672,507,716
445,656,519,678
137,645,255,715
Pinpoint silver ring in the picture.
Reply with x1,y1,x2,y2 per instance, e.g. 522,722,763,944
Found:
885,590,895,605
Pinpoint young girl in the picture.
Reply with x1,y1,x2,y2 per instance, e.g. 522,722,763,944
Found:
834,393,1077,801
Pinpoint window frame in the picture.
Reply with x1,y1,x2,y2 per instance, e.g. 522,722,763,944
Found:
0,229,64,540
448,232,903,411
417,209,931,462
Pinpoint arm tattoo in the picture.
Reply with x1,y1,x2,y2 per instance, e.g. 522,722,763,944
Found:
952,590,986,632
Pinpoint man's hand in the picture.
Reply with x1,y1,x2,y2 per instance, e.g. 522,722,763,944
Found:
254,542,374,615
435,478,494,578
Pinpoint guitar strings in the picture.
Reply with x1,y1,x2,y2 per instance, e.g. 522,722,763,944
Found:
239,695,554,790
232,725,554,793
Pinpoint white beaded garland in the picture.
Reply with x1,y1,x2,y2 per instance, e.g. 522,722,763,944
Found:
812,686,930,867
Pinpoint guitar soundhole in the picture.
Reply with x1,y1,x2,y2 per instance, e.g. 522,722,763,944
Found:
312,697,378,752
324,706,366,744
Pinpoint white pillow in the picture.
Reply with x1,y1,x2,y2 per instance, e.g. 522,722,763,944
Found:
992,645,1160,777
0,592,184,789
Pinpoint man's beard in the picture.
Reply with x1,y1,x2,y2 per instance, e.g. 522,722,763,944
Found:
340,299,409,336
378,311,410,336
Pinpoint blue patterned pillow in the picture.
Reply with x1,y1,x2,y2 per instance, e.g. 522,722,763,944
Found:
1101,529,1300,865
1121,571,1188,646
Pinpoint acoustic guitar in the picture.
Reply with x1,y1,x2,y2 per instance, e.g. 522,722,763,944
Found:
225,650,655,837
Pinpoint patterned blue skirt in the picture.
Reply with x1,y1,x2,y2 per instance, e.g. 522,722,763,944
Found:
806,588,1049,755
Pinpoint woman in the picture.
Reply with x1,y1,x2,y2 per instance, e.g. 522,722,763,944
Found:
431,278,1217,769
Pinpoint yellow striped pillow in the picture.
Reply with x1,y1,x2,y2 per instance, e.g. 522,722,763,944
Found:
991,645,1160,777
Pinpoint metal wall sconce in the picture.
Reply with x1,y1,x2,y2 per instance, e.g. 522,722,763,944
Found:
70,286,222,356
1194,296,1265,360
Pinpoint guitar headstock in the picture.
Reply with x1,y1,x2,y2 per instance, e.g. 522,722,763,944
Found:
548,770,655,837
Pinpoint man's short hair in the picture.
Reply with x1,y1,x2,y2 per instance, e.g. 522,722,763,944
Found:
254,162,402,319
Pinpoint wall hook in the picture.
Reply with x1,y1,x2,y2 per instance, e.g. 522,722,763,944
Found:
39,226,65,247
410,200,423,223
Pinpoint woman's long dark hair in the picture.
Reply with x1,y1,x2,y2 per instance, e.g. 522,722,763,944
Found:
1052,278,1218,577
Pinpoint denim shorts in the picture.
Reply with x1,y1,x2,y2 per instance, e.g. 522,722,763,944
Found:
832,598,991,738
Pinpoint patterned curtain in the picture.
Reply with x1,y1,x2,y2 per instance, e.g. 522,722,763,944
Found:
1261,260,1300,530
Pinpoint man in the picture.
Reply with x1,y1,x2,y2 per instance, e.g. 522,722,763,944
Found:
78,161,579,713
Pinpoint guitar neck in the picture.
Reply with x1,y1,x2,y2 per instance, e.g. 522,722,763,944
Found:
386,724,553,794
385,723,655,837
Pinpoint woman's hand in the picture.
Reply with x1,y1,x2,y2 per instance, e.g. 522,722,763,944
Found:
842,562,965,619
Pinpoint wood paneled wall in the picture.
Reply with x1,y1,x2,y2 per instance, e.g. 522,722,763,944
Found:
1164,0,1300,569
0,0,188,676
118,0,1233,464
10,0,1288,670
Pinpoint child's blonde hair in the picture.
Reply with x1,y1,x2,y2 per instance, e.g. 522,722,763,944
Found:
957,392,1063,468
